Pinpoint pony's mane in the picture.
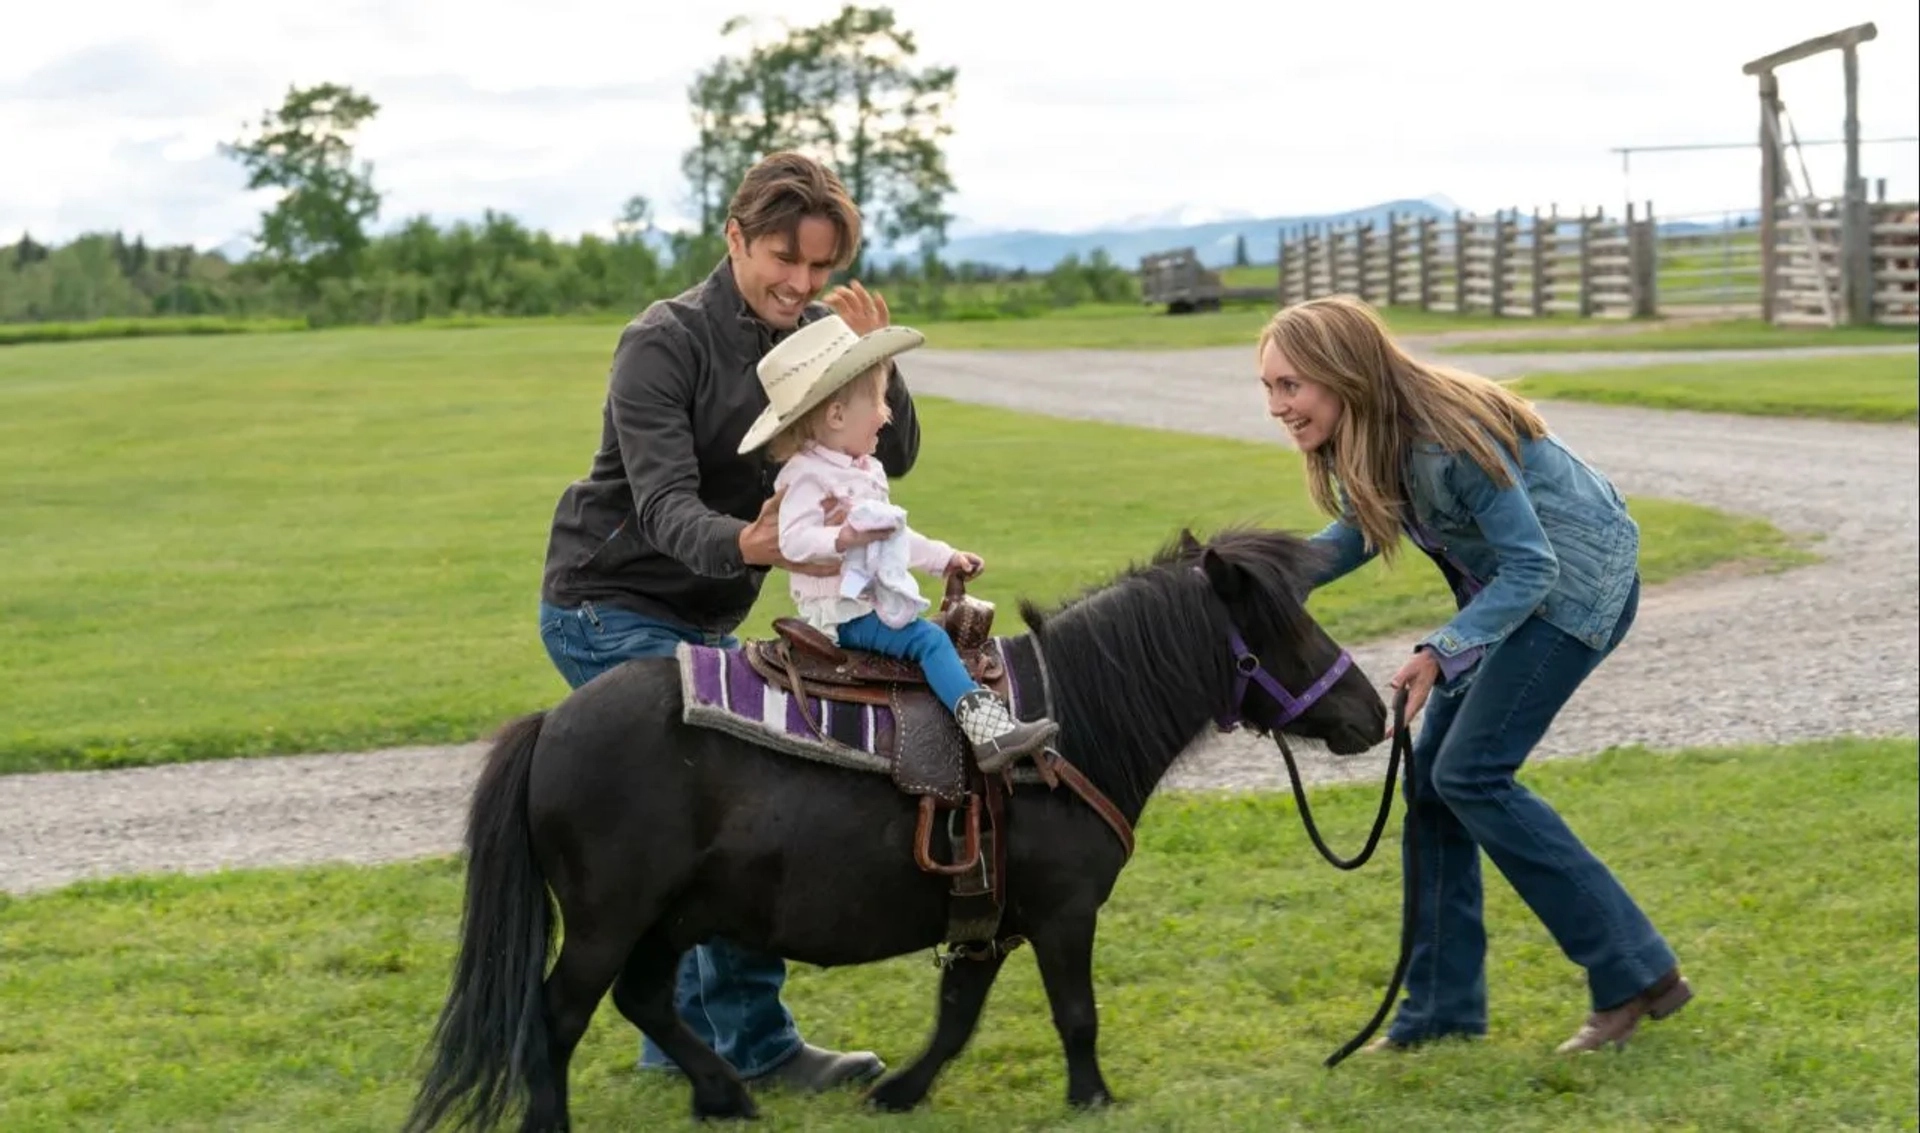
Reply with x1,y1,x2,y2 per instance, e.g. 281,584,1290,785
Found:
1015,525,1329,816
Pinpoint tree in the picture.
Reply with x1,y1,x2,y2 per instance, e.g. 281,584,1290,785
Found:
679,32,796,237
220,82,383,294
14,233,48,267
613,195,656,244
607,195,664,302
1233,233,1249,268
680,5,958,274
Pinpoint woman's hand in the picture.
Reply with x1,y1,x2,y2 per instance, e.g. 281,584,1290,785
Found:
947,551,985,578
1386,647,1442,736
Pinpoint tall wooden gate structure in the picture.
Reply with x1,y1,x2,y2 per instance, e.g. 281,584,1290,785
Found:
1742,22,1916,327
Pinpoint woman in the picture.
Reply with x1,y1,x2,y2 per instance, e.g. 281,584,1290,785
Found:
1259,295,1691,1054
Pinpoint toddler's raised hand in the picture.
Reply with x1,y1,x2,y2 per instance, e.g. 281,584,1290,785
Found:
835,521,894,552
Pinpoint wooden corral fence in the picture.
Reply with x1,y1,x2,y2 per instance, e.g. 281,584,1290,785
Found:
1876,203,1920,327
1769,198,1920,326
1274,207,1659,320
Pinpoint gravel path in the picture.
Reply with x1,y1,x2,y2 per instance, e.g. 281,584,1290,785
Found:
3,340,1914,895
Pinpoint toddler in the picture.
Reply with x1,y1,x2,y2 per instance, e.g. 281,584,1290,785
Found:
737,319,1057,774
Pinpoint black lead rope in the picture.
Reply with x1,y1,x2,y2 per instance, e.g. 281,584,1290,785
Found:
1271,686,1420,1068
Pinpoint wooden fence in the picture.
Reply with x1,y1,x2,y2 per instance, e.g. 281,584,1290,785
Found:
1768,198,1920,326
1275,206,1658,320
1873,203,1920,326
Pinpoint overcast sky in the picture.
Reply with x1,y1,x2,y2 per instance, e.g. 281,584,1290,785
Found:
4,0,1916,252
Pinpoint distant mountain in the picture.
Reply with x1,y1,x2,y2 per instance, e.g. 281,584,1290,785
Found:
871,197,1455,272
197,196,1485,273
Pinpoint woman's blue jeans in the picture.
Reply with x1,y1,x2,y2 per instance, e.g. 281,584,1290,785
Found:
1389,576,1677,1042
537,599,805,1079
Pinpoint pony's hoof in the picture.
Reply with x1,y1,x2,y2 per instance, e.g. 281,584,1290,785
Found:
690,1087,759,1122
1069,1088,1115,1110
863,1074,926,1113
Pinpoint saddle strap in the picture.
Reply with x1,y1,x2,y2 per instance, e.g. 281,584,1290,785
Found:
983,766,1010,897
942,765,1011,951
1033,748,1135,862
781,648,828,741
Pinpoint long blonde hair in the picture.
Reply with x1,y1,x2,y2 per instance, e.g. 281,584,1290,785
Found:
1259,295,1548,562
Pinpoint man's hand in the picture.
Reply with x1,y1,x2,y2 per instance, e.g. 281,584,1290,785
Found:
824,280,890,335
1384,646,1442,737
737,488,840,578
947,551,985,578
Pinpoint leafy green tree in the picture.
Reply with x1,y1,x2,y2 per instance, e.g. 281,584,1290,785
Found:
608,195,664,303
613,195,655,244
13,234,49,267
220,83,383,294
680,5,958,273
45,235,142,320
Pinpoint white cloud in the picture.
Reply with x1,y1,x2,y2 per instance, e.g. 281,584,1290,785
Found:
3,0,1915,251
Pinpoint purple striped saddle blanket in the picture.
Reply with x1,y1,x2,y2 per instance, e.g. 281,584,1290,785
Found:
673,638,1050,787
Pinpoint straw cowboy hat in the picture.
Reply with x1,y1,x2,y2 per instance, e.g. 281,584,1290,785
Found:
736,313,925,454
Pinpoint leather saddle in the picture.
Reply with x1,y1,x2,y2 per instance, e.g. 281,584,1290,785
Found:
742,572,1020,956
745,572,1004,705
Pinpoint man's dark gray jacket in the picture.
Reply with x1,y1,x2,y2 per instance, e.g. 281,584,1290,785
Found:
539,258,923,635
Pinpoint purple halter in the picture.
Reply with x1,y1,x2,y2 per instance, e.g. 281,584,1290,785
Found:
1215,624,1354,733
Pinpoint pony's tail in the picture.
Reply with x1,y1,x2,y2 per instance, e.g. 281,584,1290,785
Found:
404,710,554,1133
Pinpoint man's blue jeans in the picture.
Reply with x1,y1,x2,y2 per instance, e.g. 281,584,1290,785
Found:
1389,576,1677,1042
537,599,804,1078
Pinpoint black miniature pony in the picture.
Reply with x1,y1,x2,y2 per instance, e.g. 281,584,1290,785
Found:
405,526,1386,1130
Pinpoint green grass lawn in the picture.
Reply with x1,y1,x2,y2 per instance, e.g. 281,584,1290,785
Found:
918,302,1531,350
0,327,1810,774
1511,353,1918,423
4,301,1540,355
1,737,1912,1131
1438,317,1917,354
0,315,314,346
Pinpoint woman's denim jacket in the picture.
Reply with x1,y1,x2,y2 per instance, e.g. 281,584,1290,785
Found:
1306,431,1640,691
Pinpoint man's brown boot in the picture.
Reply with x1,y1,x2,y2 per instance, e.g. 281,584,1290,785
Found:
1556,968,1693,1054
763,1043,885,1090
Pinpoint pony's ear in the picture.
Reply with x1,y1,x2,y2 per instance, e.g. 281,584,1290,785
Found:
1178,528,1203,555
1199,546,1243,601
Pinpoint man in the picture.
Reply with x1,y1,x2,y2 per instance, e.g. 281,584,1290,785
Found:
536,151,920,1090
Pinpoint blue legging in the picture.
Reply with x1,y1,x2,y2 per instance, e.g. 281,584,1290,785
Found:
835,613,979,711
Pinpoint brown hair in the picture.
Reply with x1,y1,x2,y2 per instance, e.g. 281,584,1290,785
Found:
1258,295,1548,562
766,365,891,463
728,151,863,270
